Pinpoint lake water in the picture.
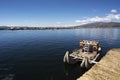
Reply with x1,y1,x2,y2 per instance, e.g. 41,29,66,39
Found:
0,28,120,80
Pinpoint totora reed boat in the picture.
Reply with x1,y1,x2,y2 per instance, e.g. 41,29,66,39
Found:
63,40,101,68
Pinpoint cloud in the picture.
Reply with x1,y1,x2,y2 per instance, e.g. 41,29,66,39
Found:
111,9,117,13
56,22,61,24
75,9,120,25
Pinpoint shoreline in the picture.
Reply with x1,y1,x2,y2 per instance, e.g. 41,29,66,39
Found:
77,48,120,80
0,27,120,30
1,22,120,30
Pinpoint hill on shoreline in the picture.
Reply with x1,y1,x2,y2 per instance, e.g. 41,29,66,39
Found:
0,22,120,30
75,22,120,28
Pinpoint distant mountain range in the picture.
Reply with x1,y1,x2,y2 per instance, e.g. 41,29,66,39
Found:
0,22,120,30
75,22,120,28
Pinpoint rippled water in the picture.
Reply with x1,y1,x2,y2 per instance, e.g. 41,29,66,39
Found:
0,28,120,80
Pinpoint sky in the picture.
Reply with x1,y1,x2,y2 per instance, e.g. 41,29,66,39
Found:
0,0,120,27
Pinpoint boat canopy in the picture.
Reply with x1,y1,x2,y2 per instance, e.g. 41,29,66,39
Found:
80,40,100,50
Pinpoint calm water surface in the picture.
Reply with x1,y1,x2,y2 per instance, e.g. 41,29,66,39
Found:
0,28,120,80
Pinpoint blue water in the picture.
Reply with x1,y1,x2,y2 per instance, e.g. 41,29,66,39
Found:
0,28,120,80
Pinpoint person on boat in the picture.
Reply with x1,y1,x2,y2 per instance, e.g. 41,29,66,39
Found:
82,44,93,53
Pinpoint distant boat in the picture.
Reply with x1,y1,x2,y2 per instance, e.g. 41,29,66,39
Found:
63,40,101,68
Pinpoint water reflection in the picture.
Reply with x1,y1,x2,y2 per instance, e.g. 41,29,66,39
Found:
63,63,84,80
0,64,15,80
0,28,120,80
74,28,120,43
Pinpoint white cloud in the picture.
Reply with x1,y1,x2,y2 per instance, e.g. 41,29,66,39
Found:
75,13,120,25
111,9,117,13
56,22,61,24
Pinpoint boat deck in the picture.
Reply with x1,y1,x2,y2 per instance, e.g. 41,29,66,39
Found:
70,49,97,60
